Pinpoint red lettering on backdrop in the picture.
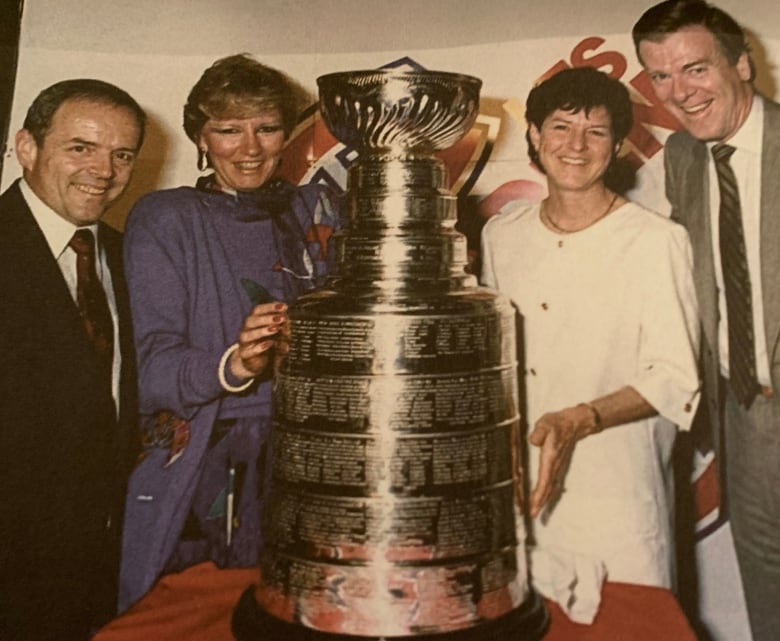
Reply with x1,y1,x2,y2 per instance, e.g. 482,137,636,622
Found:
570,37,628,79
629,72,681,131
541,37,626,82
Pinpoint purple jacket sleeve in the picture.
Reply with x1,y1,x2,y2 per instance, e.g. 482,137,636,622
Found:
123,190,230,419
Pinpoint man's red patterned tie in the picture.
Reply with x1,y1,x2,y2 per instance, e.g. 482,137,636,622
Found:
69,228,114,387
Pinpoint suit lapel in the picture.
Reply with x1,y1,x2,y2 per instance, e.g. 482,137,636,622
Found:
3,182,107,376
760,99,780,364
5,184,83,327
100,221,137,415
687,141,720,355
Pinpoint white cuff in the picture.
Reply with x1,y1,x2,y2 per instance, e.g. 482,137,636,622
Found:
218,343,254,393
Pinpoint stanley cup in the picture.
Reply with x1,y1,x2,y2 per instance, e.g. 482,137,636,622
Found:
233,69,548,641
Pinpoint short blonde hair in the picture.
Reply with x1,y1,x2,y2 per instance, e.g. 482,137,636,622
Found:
183,54,300,143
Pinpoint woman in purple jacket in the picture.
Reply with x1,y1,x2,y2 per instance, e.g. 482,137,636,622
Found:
119,54,339,611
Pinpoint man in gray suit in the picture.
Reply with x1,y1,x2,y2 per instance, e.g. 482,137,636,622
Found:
633,2,780,640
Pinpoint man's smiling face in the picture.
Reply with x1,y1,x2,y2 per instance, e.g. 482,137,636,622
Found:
16,98,141,226
639,25,753,143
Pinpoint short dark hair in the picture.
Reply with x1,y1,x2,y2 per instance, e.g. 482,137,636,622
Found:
183,54,300,144
632,0,755,80
525,66,633,182
23,78,146,147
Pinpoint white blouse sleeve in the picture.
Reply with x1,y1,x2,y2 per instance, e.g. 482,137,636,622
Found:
629,223,701,430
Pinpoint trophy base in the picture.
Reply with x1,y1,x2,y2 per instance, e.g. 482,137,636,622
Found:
232,586,549,641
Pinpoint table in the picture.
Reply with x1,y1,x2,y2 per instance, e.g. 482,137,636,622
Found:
94,562,698,641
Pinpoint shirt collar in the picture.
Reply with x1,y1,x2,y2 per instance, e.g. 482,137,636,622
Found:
20,178,99,258
708,93,763,156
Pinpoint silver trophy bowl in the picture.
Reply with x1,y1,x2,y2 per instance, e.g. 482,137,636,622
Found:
317,70,481,155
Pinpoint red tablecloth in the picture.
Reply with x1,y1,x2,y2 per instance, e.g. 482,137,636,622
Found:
94,562,698,641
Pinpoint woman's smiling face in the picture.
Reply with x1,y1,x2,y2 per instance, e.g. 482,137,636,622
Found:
529,105,616,194
199,109,286,191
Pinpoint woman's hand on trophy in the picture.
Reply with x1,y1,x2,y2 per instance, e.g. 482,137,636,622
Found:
230,302,288,380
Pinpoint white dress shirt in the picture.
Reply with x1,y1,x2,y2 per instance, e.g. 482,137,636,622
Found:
707,95,770,386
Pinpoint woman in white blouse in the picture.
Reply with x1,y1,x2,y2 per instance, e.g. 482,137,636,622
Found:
481,66,700,590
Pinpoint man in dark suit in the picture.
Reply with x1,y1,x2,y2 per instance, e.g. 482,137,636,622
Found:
0,79,145,640
633,2,780,640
